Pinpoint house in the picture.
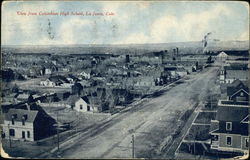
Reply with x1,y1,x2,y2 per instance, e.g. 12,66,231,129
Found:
210,87,249,154
225,70,249,84
176,67,188,77
1,104,56,141
40,75,71,87
42,63,58,75
210,105,249,153
74,96,98,112
15,93,30,102
220,65,249,84
164,66,178,78
40,79,56,87
28,66,44,78
78,71,91,79
226,79,249,101
216,51,228,62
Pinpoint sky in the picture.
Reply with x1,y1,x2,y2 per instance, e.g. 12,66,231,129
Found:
1,1,249,45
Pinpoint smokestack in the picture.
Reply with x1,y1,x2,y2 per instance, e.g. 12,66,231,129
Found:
203,32,212,53
126,55,130,63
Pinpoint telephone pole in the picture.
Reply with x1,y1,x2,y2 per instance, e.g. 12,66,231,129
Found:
131,134,135,158
8,124,12,148
56,112,60,154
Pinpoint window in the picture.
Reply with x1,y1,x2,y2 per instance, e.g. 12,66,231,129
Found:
11,114,17,125
240,92,244,96
245,138,249,148
80,105,83,110
87,106,90,111
226,122,232,131
9,129,15,137
22,120,25,126
22,131,25,139
27,131,30,138
226,136,232,146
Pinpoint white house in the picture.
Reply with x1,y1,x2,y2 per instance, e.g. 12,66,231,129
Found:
216,51,228,62
40,79,55,87
74,96,98,112
78,71,91,79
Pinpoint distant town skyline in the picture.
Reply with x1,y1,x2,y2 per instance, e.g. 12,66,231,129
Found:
2,1,249,45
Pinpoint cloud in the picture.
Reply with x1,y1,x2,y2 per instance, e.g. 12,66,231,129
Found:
149,4,233,43
2,1,60,45
239,31,249,41
1,1,248,45
57,18,92,44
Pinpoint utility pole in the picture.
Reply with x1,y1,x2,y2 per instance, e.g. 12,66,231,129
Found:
8,124,11,148
56,112,60,154
131,134,135,158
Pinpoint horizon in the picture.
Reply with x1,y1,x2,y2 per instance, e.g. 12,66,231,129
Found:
1,40,249,47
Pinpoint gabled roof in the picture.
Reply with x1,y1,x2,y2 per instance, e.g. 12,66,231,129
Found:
226,79,249,96
241,115,249,123
16,93,29,99
226,70,249,80
5,108,38,123
230,79,247,88
217,51,228,57
42,62,57,69
80,96,90,104
49,75,70,83
216,106,249,122
229,88,249,99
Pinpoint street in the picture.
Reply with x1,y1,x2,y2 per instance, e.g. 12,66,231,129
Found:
43,67,219,159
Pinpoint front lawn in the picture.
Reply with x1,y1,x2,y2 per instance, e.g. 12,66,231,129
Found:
184,125,211,141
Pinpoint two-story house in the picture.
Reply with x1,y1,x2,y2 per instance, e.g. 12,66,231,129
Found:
2,104,56,141
210,85,249,154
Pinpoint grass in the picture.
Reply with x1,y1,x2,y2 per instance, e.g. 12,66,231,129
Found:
194,112,216,124
184,125,211,141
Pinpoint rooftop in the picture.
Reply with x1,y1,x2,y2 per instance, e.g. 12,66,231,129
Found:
216,105,249,122
5,108,38,123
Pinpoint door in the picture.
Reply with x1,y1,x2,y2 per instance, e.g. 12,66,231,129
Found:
22,131,25,139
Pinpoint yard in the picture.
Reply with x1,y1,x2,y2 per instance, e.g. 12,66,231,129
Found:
184,124,211,141
194,112,216,124
41,106,111,129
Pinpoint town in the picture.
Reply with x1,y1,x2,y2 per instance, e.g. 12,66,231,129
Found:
1,40,249,159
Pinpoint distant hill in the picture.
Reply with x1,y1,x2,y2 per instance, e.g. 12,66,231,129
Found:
1,40,249,56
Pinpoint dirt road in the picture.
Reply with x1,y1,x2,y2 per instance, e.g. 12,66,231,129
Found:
45,67,219,159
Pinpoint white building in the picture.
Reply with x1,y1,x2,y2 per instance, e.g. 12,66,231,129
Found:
74,96,98,112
